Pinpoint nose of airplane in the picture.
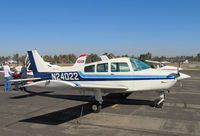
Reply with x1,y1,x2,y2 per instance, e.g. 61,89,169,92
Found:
177,72,191,80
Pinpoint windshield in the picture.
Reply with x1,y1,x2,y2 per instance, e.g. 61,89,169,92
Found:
130,58,150,71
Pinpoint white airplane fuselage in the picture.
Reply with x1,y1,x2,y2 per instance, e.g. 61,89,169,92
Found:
28,50,190,93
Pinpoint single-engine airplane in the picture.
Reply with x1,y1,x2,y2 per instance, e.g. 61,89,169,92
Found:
17,50,190,113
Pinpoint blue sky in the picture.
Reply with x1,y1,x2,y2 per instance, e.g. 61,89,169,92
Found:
0,0,199,57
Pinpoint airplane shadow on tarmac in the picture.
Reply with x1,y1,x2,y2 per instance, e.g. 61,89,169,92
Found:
10,90,154,125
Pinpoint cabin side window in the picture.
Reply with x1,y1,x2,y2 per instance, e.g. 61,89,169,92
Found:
111,62,130,72
84,65,95,72
97,63,108,72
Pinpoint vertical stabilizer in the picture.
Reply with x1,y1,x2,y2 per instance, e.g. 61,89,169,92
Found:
28,50,54,74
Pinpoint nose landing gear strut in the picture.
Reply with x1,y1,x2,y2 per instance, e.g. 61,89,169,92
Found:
90,89,103,113
154,91,165,108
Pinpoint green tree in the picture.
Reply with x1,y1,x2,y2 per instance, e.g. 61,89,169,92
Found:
152,56,160,61
159,56,167,61
86,54,101,63
13,53,19,64
139,52,152,60
121,54,129,58
68,54,76,64
43,55,54,63
103,53,115,59
53,55,60,64
197,53,200,62
19,55,26,64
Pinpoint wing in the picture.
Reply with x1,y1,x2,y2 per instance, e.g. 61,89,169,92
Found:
23,80,128,92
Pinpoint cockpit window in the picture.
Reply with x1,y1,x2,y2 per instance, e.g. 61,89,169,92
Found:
97,63,108,72
111,62,130,72
130,58,150,71
84,65,95,72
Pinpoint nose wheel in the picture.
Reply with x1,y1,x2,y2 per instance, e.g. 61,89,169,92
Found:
154,98,164,108
154,91,165,108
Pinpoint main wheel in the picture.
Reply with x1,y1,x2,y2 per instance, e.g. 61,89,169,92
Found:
154,99,164,108
91,102,102,113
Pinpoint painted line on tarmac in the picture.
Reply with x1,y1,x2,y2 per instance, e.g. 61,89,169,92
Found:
170,92,200,95
111,104,119,108
165,102,200,109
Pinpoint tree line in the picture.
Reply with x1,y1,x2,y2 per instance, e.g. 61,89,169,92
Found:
0,52,200,65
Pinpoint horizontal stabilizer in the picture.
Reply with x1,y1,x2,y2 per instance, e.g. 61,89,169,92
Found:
11,78,41,82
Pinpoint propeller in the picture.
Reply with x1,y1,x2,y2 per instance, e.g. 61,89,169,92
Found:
177,62,180,75
174,62,180,79
177,61,182,87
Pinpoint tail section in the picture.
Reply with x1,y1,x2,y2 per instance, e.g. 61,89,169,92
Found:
28,50,86,77
28,50,54,76
73,54,87,67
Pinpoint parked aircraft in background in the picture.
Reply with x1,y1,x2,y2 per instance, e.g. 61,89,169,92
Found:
14,50,190,113
145,60,183,71
183,60,189,64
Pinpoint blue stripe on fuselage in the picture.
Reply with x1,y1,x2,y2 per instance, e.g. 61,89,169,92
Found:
78,71,175,81
78,71,174,79
31,71,175,81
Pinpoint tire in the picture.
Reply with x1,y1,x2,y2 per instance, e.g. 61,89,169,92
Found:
91,102,102,113
154,99,163,108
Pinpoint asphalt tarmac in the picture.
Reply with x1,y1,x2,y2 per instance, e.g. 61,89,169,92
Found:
0,70,199,136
